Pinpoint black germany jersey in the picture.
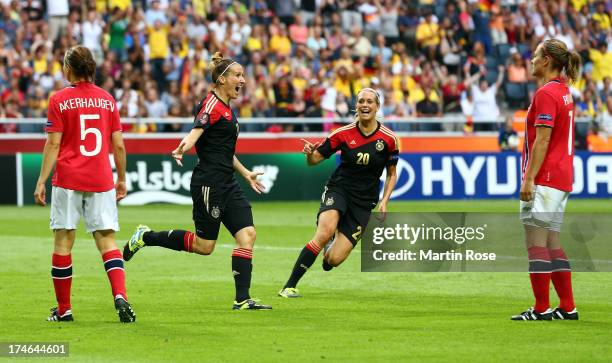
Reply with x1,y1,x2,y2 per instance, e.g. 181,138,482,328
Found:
317,121,399,209
190,92,239,186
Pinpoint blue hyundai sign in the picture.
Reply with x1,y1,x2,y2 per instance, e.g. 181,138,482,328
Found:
381,152,612,200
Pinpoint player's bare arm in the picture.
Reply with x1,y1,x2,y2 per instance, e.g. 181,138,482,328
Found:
34,132,63,206
378,164,397,214
111,131,127,201
233,155,265,194
520,126,552,201
300,138,324,165
171,128,204,166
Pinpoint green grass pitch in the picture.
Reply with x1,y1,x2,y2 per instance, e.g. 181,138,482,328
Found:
1,200,611,362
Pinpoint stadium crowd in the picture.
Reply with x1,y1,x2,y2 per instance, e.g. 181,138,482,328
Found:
0,0,611,142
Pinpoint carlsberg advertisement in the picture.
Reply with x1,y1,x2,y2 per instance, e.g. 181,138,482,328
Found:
19,153,336,205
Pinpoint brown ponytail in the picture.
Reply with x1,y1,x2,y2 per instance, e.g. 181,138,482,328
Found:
565,50,581,84
209,51,237,84
63,45,97,82
541,39,582,84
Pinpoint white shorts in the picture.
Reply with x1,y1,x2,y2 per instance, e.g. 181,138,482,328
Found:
519,185,569,232
50,186,119,233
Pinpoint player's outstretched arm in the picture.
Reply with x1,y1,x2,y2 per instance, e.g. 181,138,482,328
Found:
233,155,265,194
171,128,204,166
111,131,127,201
300,138,324,165
520,126,552,201
34,132,62,206
378,164,397,215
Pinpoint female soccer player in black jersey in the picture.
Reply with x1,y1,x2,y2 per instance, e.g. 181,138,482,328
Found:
123,52,271,310
279,88,399,298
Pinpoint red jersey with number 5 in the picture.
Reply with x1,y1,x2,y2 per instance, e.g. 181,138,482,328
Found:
522,77,574,192
45,82,122,192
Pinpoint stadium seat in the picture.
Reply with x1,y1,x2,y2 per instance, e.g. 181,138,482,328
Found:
485,70,499,85
486,56,498,71
504,82,528,108
517,43,531,58
496,44,511,63
526,82,537,95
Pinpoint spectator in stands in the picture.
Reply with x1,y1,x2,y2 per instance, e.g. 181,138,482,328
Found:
498,116,519,152
416,11,440,61
376,0,400,46
145,0,167,26
289,15,308,46
470,65,505,126
109,7,129,62
599,96,612,135
148,19,170,92
600,77,612,101
416,85,442,131
589,42,612,83
507,51,530,83
144,88,168,132
576,88,602,118
439,19,462,74
464,41,486,76
440,74,466,113
0,0,610,135
347,26,372,58
82,9,104,64
47,0,69,43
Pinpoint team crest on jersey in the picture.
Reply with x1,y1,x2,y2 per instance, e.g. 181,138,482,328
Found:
196,112,209,126
211,206,220,219
224,111,230,118
325,197,334,206
375,140,385,152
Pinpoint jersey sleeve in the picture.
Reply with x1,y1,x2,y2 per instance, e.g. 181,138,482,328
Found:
193,99,221,130
387,136,400,167
111,98,122,132
45,96,63,133
316,132,343,159
532,91,558,128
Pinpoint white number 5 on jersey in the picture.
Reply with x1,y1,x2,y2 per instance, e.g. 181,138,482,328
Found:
80,114,101,157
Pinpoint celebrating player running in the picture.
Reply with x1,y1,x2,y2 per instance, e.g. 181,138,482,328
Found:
279,88,398,298
123,52,271,311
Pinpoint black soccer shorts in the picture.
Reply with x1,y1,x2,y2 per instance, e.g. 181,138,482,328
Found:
190,179,253,240
317,187,372,246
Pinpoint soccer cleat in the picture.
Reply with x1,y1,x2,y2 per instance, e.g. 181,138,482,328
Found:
114,297,136,323
47,307,73,322
232,299,272,310
123,225,151,261
511,307,553,321
552,307,579,320
278,287,301,298
322,260,334,271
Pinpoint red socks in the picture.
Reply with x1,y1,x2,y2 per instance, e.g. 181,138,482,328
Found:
51,253,72,316
305,240,322,255
550,248,575,311
102,249,127,301
183,231,195,253
527,246,551,313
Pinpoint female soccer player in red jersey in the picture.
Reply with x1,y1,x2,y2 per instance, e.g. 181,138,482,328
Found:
34,46,134,322
123,52,271,310
278,88,399,298
512,39,581,321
